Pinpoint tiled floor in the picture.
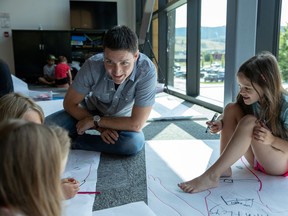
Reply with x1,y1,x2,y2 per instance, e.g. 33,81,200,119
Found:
143,93,220,141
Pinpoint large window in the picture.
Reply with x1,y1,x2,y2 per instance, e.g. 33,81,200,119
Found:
167,4,187,93
199,0,227,105
150,0,285,112
146,0,227,111
279,0,288,87
165,1,226,106
152,18,162,82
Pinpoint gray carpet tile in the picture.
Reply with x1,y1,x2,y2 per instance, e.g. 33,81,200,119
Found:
143,119,220,140
93,147,147,210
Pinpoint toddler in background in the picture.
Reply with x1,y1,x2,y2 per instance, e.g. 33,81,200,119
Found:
38,54,57,86
55,56,72,88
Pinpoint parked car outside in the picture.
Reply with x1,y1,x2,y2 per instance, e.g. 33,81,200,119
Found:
217,72,225,82
204,73,218,82
174,70,186,78
173,63,181,70
204,72,225,82
200,71,208,79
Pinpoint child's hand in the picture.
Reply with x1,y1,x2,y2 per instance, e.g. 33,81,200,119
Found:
61,178,80,200
206,120,223,134
253,121,274,145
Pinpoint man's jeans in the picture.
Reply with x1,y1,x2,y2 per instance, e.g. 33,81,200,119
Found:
45,110,145,155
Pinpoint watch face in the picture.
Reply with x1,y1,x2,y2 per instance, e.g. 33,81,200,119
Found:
93,115,100,122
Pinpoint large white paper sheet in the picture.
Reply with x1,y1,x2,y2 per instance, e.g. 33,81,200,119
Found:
146,140,288,216
36,99,64,117
92,201,157,216
62,150,101,216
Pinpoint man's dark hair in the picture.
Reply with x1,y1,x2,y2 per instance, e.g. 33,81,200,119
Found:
103,25,138,53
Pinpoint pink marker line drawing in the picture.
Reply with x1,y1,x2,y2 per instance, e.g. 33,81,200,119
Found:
148,175,206,216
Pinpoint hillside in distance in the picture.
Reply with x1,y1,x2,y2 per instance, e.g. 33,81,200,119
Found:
175,26,226,52
176,26,226,42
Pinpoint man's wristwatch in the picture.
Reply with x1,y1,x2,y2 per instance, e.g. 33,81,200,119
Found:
93,115,101,128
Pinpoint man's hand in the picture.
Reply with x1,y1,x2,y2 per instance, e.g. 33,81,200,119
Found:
100,129,119,144
76,116,94,135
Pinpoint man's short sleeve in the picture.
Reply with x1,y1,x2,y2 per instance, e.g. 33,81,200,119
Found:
71,56,102,95
133,54,157,107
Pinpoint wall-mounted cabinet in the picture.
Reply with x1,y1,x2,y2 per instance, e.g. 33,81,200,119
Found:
70,1,117,30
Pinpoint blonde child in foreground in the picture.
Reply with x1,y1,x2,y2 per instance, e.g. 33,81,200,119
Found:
0,92,80,199
0,120,70,216
178,51,288,193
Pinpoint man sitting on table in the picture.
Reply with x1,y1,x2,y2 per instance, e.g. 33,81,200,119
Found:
45,25,157,155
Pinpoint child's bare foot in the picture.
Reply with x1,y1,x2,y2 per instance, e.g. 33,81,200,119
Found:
221,167,232,177
178,173,219,193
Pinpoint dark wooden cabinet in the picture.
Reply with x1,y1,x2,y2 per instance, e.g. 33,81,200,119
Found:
12,30,71,84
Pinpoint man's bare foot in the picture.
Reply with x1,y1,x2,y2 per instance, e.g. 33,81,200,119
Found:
221,167,232,177
177,173,219,193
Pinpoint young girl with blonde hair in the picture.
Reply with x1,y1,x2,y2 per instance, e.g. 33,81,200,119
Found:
0,120,70,216
0,92,44,124
0,92,80,199
179,51,288,193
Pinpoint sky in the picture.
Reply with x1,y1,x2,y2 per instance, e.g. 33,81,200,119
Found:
176,0,288,28
281,0,288,26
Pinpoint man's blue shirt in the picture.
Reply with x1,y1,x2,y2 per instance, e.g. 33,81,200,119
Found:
71,52,157,117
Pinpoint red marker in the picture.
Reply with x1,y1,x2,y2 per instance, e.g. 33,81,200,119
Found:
77,191,101,195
